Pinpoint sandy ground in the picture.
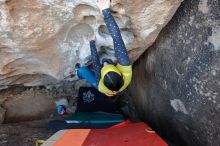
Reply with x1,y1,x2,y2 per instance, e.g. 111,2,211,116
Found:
0,119,53,146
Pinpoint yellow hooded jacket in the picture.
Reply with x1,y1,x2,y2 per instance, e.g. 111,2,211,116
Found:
98,64,132,95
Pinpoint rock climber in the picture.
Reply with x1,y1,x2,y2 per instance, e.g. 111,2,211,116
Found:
75,0,132,96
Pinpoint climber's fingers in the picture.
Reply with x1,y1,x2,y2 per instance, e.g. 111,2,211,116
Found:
97,0,111,2
88,33,96,41
97,0,111,11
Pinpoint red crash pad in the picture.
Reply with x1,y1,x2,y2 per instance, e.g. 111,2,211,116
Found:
54,122,167,146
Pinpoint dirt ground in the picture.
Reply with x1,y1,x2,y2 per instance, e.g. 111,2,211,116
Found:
0,119,53,146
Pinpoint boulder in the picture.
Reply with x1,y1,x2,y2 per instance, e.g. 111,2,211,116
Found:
129,0,220,145
0,0,182,87
3,88,56,123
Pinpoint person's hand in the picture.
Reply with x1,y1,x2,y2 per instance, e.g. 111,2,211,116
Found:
97,0,111,11
106,93,114,97
88,33,96,41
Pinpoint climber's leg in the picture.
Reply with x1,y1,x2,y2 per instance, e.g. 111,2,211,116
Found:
76,66,98,88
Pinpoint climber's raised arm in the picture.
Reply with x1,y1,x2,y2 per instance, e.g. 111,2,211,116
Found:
95,0,132,95
89,34,102,83
98,0,130,66
102,9,130,66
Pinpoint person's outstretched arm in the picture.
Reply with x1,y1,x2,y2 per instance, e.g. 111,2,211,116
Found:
97,0,132,93
90,40,102,82
102,9,130,66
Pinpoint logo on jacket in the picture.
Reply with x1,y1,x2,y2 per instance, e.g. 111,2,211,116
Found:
83,90,95,103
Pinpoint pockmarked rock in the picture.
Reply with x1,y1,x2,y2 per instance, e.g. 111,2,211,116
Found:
0,0,182,87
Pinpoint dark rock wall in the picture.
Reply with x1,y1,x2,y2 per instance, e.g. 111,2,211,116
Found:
129,0,220,146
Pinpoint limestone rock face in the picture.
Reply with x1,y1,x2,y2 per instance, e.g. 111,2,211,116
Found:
0,0,182,87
